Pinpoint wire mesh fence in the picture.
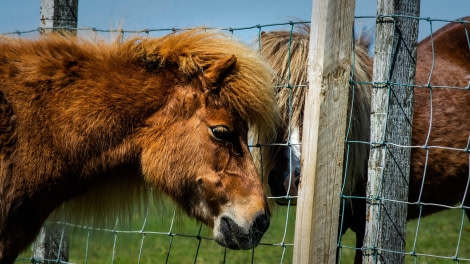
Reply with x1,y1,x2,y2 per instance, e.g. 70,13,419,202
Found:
337,15,470,263
3,13,470,264
18,197,296,264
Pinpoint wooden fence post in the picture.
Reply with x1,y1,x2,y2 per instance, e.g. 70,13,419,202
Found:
293,0,356,263
32,0,78,263
40,0,78,35
32,223,70,263
363,0,420,263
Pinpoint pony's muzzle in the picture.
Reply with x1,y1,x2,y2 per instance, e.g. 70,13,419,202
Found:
215,213,270,249
269,163,300,206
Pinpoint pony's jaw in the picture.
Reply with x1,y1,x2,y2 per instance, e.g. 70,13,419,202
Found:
212,209,270,249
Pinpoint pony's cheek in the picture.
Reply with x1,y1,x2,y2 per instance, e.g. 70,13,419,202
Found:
213,147,230,172
193,173,228,223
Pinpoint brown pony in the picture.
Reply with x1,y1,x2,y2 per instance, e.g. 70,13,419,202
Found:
0,29,279,264
262,17,470,263
260,25,372,207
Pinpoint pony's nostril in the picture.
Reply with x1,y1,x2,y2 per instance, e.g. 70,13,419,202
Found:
295,165,301,177
217,213,269,250
251,213,270,237
294,166,301,188
218,216,241,249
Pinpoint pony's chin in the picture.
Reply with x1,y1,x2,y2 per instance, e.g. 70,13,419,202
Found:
213,213,270,249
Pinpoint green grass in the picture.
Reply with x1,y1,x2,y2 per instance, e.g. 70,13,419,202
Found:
16,201,297,264
338,208,470,263
16,204,470,263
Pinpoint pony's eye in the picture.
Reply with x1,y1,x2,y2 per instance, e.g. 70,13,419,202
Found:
210,126,231,141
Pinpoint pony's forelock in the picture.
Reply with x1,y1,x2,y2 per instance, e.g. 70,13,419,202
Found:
132,29,280,141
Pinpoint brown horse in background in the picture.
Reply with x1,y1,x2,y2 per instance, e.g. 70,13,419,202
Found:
262,17,470,263
0,30,279,264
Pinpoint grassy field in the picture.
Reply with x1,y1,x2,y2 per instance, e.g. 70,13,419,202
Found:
16,201,297,264
16,203,470,263
338,208,470,263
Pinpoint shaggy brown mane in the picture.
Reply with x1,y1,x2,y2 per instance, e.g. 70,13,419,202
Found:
259,25,310,131
1,30,278,140
133,30,279,136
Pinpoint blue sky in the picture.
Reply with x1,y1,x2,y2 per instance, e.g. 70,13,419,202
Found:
0,1,469,42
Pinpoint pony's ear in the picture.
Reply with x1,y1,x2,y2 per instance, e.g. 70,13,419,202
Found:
203,55,237,90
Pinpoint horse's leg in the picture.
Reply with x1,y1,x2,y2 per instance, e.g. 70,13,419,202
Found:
0,202,48,264
0,173,69,264
337,197,366,264
353,222,365,264
350,199,366,264
0,223,44,264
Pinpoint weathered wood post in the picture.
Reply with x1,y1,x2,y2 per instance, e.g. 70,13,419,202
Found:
40,0,78,35
32,223,70,263
32,0,78,263
363,0,420,263
293,0,356,263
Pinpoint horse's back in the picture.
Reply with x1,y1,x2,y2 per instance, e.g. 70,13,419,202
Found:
416,16,470,87
409,17,470,217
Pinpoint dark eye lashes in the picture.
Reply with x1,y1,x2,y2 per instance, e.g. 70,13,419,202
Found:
211,126,230,141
